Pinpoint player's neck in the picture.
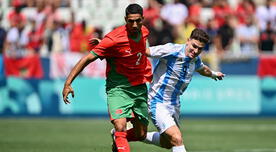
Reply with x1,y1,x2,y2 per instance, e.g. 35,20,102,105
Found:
129,31,141,42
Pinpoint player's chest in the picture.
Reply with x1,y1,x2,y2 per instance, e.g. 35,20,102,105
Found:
173,60,195,79
115,40,146,57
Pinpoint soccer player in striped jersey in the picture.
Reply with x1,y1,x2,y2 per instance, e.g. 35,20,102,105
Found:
62,4,152,152
143,28,225,152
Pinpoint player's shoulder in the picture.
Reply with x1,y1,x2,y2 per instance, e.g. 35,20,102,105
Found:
174,43,185,49
141,25,149,36
162,43,185,57
168,43,185,53
105,25,127,40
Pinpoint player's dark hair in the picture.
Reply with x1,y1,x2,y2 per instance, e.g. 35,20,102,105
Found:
125,3,143,16
190,28,210,44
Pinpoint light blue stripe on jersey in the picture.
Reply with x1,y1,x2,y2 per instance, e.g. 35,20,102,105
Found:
152,58,160,74
170,58,189,105
151,51,180,102
150,51,180,123
150,98,158,125
151,58,160,73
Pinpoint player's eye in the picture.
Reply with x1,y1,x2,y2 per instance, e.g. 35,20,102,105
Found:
127,18,142,23
192,43,203,50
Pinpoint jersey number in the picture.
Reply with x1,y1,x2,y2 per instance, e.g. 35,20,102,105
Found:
136,52,142,65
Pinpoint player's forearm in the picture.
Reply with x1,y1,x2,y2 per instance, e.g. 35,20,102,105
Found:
145,48,151,57
198,65,225,81
64,54,96,86
198,65,212,77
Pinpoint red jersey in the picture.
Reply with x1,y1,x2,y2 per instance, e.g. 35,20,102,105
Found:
8,11,26,27
91,25,152,88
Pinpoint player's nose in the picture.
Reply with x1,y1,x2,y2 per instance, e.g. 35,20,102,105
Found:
194,48,199,53
132,21,138,28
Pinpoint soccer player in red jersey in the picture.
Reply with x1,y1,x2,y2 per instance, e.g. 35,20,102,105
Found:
62,4,152,152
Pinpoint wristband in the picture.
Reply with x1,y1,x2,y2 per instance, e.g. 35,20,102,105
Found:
211,71,219,78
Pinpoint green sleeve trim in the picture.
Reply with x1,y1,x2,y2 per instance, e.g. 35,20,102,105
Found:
90,50,99,57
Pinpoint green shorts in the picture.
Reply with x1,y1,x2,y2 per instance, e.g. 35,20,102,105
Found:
107,84,149,125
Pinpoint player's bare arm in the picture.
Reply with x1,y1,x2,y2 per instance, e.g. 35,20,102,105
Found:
197,65,225,81
145,48,151,56
62,53,98,104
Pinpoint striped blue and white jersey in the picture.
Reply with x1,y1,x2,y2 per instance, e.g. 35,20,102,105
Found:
148,43,204,106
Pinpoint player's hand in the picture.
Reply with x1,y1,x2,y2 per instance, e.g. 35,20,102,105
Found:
62,84,74,104
212,72,225,81
89,38,101,46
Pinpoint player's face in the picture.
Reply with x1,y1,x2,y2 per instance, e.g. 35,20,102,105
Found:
186,39,205,58
125,14,143,35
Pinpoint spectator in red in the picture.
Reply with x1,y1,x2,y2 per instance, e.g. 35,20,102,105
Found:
44,2,60,29
69,20,93,53
212,0,234,27
33,0,47,33
188,0,202,27
143,0,161,27
235,0,256,25
7,0,26,27
27,19,44,54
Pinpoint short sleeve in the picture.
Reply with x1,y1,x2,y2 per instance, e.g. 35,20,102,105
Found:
91,36,116,59
195,56,204,70
149,43,177,58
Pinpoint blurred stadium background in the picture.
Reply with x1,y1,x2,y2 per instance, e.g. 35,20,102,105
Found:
0,0,276,151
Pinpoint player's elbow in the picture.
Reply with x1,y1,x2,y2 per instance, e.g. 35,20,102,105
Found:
80,53,97,66
86,53,98,62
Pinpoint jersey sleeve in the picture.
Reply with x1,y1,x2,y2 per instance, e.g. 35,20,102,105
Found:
148,43,177,58
90,36,116,59
195,56,204,70
142,26,149,38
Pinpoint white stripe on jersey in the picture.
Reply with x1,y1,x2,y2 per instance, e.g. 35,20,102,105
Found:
148,43,204,106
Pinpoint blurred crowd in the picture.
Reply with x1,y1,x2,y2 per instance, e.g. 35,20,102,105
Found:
0,0,103,57
144,0,276,70
0,0,276,71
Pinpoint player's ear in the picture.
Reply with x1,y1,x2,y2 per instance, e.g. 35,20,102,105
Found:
187,38,191,44
125,16,128,23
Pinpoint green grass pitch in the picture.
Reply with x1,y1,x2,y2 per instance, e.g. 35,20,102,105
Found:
0,118,276,152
